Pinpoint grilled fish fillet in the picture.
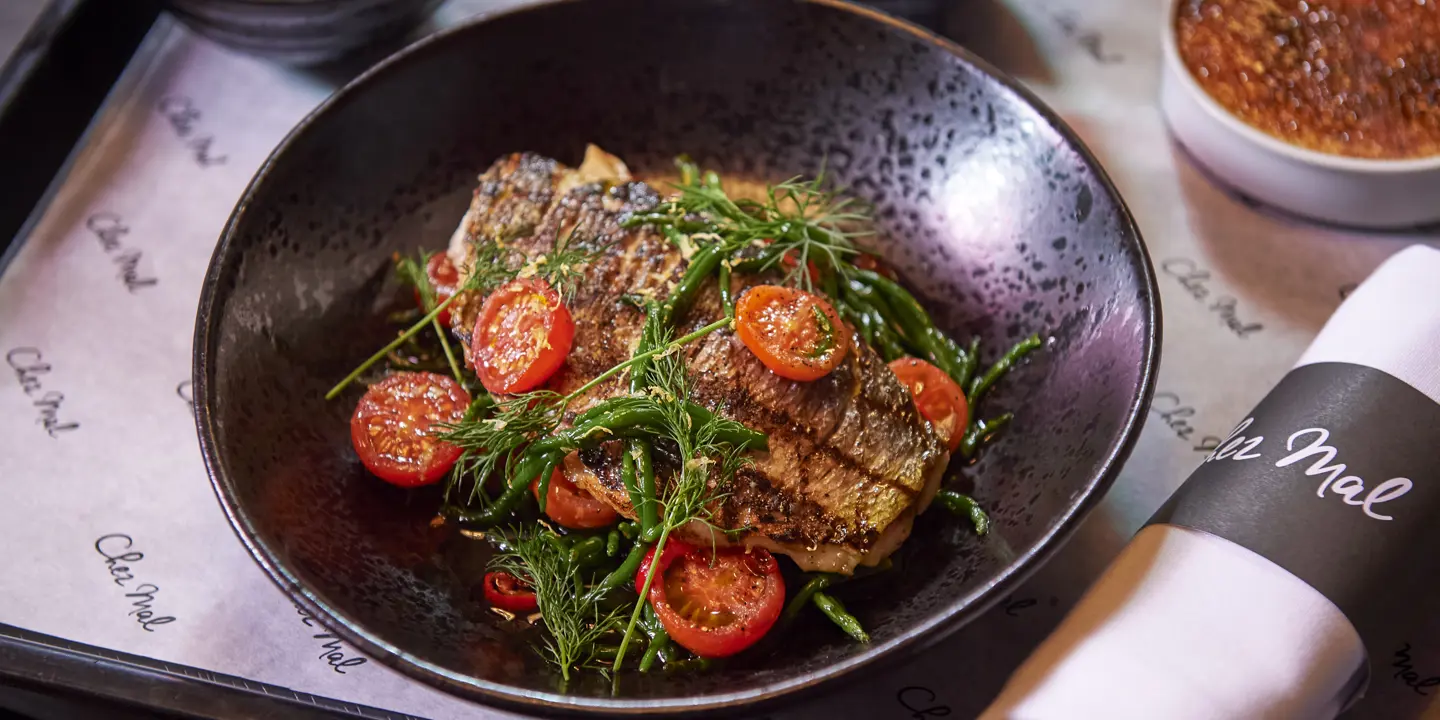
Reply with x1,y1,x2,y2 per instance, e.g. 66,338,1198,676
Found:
448,148,947,574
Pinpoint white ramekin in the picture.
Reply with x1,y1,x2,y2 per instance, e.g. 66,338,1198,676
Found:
1159,2,1440,230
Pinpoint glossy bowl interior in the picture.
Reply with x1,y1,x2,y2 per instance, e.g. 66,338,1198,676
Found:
194,0,1159,714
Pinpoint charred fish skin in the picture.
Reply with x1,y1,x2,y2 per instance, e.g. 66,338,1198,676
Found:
451,152,948,573
446,152,569,346
523,179,945,549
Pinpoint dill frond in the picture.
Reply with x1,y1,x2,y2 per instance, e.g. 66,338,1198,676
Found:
643,161,875,293
394,252,433,305
537,227,610,300
644,335,750,530
459,239,524,296
437,390,563,506
489,526,625,682
328,226,607,400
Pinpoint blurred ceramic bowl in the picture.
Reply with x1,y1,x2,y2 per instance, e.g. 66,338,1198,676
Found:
1160,0,1440,230
167,0,442,66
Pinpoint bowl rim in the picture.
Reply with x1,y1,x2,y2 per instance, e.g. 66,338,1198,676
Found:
1161,0,1440,174
192,0,1161,715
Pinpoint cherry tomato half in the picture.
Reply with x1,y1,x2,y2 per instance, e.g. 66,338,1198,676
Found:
414,253,461,327
482,571,538,613
637,541,785,658
888,357,969,452
634,540,688,591
470,278,574,394
350,372,470,487
735,285,850,381
531,455,619,530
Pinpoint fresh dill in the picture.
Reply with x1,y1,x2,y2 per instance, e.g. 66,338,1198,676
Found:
439,390,564,507
467,224,609,302
646,325,753,497
441,318,759,683
554,318,733,405
489,525,626,683
626,159,873,294
457,238,523,297
515,226,609,300
750,174,873,293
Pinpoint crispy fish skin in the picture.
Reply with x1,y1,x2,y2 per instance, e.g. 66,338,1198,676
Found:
446,153,568,346
450,152,947,574
446,146,635,345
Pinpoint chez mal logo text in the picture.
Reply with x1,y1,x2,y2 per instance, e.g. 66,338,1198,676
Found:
1204,418,1412,521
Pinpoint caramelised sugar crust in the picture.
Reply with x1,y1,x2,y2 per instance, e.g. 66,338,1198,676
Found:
448,151,947,574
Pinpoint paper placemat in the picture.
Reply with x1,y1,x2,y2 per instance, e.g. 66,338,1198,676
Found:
1,1,1436,717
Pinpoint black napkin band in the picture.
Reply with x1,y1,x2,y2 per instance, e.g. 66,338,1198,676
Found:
1148,362,1440,704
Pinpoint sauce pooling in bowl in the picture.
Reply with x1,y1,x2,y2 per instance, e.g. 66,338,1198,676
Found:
1176,0,1440,160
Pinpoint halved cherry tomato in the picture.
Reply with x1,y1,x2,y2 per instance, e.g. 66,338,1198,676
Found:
634,541,688,591
482,571,538,613
888,357,969,452
531,456,619,529
735,285,850,381
853,252,898,280
637,541,785,658
414,253,461,327
350,372,470,487
470,278,574,394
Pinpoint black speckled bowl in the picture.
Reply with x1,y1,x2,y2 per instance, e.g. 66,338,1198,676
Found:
194,0,1159,715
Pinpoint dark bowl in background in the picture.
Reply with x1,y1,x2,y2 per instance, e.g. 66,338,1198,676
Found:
193,0,1160,715
167,0,442,65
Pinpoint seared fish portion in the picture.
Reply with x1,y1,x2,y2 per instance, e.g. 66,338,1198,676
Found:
449,149,947,574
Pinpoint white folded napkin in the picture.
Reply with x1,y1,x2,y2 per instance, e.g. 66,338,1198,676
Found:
981,244,1440,720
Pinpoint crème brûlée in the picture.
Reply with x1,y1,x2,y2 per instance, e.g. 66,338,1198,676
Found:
1177,0,1440,160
